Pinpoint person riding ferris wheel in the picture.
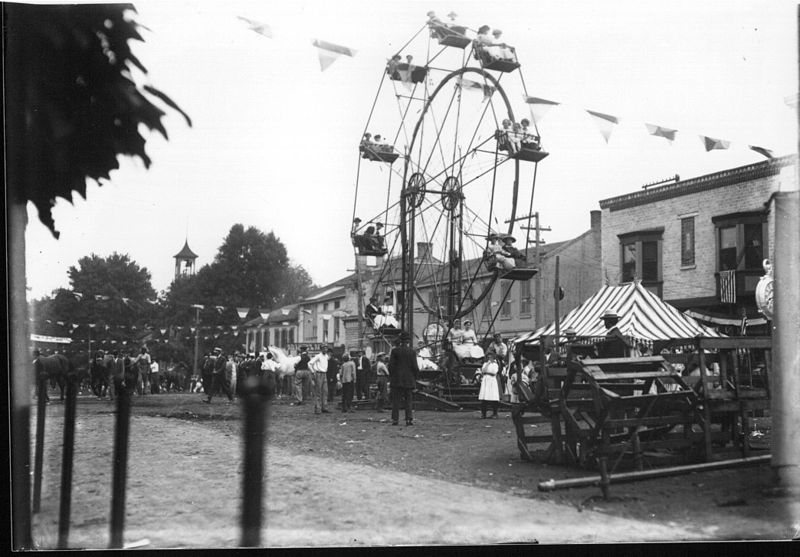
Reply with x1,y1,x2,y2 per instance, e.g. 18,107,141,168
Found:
351,11,548,383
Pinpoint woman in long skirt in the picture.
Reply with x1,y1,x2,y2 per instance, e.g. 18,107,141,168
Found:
477,352,500,418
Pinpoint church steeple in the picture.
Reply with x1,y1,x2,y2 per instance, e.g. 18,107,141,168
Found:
174,239,198,278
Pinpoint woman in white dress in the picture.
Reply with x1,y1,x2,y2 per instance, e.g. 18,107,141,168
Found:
459,320,485,359
477,352,500,418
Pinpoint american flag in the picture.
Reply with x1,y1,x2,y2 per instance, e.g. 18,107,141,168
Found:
720,270,736,304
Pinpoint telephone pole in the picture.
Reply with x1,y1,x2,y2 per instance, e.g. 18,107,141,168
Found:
520,212,551,329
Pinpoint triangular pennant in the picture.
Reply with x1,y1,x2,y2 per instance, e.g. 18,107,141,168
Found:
121,297,132,306
73,292,83,301
313,39,355,72
237,15,273,39
88,323,95,328
586,110,620,143
749,145,774,159
190,304,204,310
215,305,225,313
523,95,560,123
94,294,111,301
146,298,158,305
160,328,167,335
457,77,494,101
190,327,196,333
259,309,270,320
237,307,250,320
700,135,730,151
645,123,678,143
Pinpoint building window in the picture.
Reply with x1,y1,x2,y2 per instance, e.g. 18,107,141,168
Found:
713,212,766,272
281,329,288,347
288,328,294,345
519,280,531,317
323,302,329,311
618,229,663,296
500,280,512,318
334,316,341,342
334,300,341,309
680,216,695,267
264,329,270,347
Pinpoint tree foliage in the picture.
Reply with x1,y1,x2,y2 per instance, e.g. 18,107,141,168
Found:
5,3,190,236
160,225,316,354
29,253,157,350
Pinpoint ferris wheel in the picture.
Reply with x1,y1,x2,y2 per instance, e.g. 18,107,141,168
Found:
351,15,548,355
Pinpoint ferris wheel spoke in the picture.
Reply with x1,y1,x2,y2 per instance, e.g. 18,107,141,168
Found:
420,85,461,181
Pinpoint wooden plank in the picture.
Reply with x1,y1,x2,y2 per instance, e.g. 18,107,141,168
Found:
582,356,665,366
604,415,696,428
697,337,772,350
592,371,678,381
412,390,461,409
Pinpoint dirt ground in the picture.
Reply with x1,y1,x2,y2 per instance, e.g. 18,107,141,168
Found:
27,389,799,549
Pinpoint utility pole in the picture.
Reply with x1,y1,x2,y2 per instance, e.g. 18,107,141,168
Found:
193,307,200,376
520,212,551,329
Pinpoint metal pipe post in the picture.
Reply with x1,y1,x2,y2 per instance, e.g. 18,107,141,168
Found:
57,374,78,548
240,376,272,547
109,379,132,548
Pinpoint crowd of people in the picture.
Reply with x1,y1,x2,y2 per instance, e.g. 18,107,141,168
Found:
284,336,418,425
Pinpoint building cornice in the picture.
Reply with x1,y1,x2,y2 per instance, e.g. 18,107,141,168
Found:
599,155,795,212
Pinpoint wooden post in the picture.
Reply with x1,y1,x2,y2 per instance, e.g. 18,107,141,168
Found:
109,371,131,549
193,307,201,378
240,376,271,547
553,256,561,345
598,456,611,499
534,212,542,329
33,375,47,514
770,190,800,490
7,11,33,545
57,374,78,548
698,342,713,461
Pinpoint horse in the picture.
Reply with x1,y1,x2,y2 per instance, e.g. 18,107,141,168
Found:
266,346,300,398
162,362,191,393
90,354,109,398
34,353,74,401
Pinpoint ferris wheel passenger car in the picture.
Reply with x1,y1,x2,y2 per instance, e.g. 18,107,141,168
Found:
495,128,549,163
359,141,400,163
429,22,472,48
388,63,428,84
473,43,520,72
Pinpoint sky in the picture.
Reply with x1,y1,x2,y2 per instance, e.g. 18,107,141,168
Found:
22,0,798,301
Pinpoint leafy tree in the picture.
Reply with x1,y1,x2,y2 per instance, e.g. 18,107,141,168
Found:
6,3,191,234
6,4,188,546
159,225,316,355
29,253,158,351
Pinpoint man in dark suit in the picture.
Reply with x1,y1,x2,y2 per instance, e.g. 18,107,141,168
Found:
388,332,420,426
357,352,371,401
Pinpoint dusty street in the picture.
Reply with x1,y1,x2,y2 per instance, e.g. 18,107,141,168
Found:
29,392,798,549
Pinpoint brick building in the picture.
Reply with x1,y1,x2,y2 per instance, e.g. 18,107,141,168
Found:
598,155,796,330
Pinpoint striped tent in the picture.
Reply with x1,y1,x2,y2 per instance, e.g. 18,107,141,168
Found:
515,281,725,344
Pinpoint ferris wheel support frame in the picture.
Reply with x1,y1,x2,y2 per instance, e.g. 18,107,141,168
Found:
401,66,517,339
